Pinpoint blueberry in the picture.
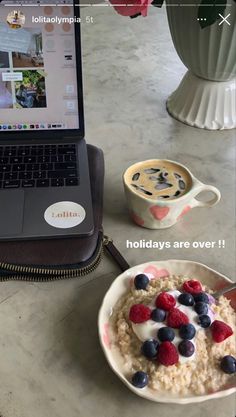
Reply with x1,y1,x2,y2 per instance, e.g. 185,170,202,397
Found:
179,324,196,340
178,340,195,357
178,292,194,306
134,274,149,290
131,371,149,388
157,326,175,342
151,308,166,322
220,355,236,374
194,302,208,315
141,339,159,359
193,292,209,304
198,314,211,328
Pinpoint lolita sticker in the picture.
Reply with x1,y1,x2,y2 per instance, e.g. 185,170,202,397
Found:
44,201,86,228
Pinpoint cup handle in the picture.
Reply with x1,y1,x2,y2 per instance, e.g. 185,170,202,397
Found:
191,180,221,208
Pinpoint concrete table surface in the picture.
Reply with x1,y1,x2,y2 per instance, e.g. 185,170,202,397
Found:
0,6,235,417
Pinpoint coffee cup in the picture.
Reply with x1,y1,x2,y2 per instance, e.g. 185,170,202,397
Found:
123,159,221,229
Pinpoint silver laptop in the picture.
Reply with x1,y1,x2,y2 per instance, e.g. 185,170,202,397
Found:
0,0,94,240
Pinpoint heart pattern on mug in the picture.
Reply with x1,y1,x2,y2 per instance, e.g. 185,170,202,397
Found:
150,205,170,221
131,211,144,226
177,205,191,220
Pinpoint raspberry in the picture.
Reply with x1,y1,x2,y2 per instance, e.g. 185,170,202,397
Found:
182,280,202,295
167,308,189,329
210,320,233,343
155,292,176,311
157,341,179,366
129,304,151,324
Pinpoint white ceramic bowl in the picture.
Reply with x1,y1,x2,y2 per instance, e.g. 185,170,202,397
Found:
98,260,236,404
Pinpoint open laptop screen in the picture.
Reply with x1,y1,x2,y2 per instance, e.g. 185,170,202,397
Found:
0,1,80,132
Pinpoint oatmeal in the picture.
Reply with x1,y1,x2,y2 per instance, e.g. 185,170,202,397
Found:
111,274,236,395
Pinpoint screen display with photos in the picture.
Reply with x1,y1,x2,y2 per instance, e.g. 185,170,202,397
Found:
0,1,80,132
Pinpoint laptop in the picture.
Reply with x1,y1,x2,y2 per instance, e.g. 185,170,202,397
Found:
0,0,94,240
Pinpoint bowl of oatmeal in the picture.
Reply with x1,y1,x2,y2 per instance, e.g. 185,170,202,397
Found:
98,260,236,404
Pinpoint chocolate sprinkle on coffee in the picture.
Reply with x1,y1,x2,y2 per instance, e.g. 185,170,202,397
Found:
132,172,140,181
149,176,159,181
144,168,160,174
158,173,166,182
174,190,181,197
179,180,186,190
155,183,173,190
131,184,152,196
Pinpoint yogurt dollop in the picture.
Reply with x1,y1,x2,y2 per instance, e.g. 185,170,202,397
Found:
132,290,214,363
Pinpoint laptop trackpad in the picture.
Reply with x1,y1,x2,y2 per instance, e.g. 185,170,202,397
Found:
0,190,24,236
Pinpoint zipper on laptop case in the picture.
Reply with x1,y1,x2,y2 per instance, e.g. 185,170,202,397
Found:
0,234,104,281
0,235,129,281
103,236,130,272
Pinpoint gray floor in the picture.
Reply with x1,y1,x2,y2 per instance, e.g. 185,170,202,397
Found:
0,6,235,417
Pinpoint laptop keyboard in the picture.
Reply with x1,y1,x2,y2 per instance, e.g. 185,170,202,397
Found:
0,144,79,189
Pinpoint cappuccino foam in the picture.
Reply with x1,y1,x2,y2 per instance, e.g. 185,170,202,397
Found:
125,160,192,200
